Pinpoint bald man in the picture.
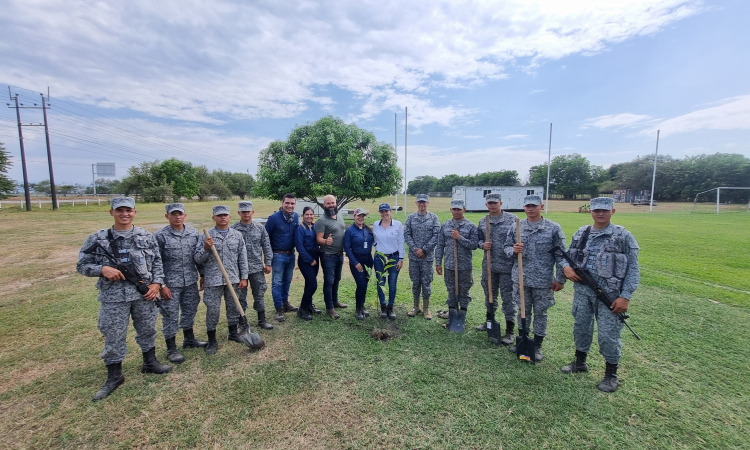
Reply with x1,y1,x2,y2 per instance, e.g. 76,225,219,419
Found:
315,195,348,318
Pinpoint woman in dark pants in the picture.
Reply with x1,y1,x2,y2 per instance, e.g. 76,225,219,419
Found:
295,207,320,320
344,208,375,320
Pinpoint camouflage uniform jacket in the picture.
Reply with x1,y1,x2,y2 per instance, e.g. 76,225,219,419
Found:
231,221,273,273
434,218,478,271
568,223,640,299
404,211,441,261
504,218,569,288
153,224,202,288
77,226,164,303
194,228,249,287
477,212,516,273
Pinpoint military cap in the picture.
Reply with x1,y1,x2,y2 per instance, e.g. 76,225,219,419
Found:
378,203,391,211
416,194,429,202
165,203,185,214
450,199,465,209
111,197,135,209
354,207,368,216
238,201,253,212
485,193,502,203
523,195,542,206
213,205,230,215
590,197,614,211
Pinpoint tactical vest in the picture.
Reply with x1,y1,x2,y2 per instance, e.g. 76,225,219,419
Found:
569,225,629,293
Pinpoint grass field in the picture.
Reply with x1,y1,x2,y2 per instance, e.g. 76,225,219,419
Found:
1,197,748,449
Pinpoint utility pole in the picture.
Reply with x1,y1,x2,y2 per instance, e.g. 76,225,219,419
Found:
649,130,660,213
41,92,58,209
394,112,398,209
545,123,552,214
404,106,407,216
8,91,31,211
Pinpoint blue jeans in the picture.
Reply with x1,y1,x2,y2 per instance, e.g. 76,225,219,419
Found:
349,257,371,309
374,253,399,306
298,256,319,312
320,253,343,310
271,252,295,309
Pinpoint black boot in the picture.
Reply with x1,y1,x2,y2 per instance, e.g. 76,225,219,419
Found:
228,324,242,343
309,302,322,314
297,307,313,321
355,307,365,321
141,347,172,374
92,362,124,401
533,335,544,361
206,329,218,355
182,328,208,348
275,308,286,322
379,304,387,319
598,362,620,393
362,307,370,317
257,311,274,329
501,321,515,346
561,350,589,374
165,336,185,364
387,304,396,320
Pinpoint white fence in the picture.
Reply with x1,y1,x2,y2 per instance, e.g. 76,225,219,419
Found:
0,198,109,210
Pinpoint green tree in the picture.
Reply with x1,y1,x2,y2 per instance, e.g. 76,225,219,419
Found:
194,166,232,201
155,158,199,201
85,178,122,195
223,172,255,199
255,116,401,211
407,175,438,194
31,179,52,196
529,154,604,199
0,143,14,199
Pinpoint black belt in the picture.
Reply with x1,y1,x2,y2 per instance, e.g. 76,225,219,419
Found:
322,252,343,257
382,252,399,258
273,250,293,254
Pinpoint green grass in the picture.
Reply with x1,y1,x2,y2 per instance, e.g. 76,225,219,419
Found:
0,199,748,449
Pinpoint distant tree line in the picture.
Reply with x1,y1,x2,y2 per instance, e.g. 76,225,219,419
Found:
407,170,520,194
0,142,14,199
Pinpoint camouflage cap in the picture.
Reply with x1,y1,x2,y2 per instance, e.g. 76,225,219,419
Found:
590,197,614,211
238,201,253,212
523,195,542,206
485,193,502,203
354,207,368,216
165,203,185,214
450,199,465,209
111,197,135,209
416,194,429,202
213,205,230,215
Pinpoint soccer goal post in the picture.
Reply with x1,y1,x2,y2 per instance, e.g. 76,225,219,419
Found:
691,187,750,214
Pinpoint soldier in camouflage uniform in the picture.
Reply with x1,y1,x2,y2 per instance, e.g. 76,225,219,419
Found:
477,193,518,345
404,194,440,320
194,205,249,355
435,200,478,319
230,201,274,330
560,197,640,393
504,195,569,361
153,203,208,364
77,197,171,402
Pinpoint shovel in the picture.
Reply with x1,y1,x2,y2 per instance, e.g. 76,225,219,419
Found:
204,229,265,350
484,217,502,344
514,218,535,362
448,237,465,333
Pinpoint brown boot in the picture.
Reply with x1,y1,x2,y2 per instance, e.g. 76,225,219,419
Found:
333,301,348,308
423,298,432,320
407,296,421,317
327,309,340,319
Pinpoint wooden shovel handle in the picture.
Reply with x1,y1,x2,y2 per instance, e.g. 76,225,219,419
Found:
485,216,493,305
204,229,247,319
516,218,525,318
453,237,459,296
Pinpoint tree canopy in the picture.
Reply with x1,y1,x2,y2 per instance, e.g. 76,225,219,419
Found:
255,116,401,211
0,142,14,199
529,154,606,199
406,170,520,194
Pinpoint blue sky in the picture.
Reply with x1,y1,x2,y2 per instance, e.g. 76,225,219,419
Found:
0,0,748,187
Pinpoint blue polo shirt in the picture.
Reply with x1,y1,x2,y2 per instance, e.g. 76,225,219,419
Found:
265,210,298,252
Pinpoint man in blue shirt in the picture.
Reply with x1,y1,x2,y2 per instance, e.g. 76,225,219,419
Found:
264,193,299,322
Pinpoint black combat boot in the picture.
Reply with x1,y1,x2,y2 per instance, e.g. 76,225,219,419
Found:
501,321,515,346
597,362,620,393
282,301,298,312
309,302,322,314
533,335,544,361
387,304,396,320
379,304,387,319
205,329,218,355
355,307,365,321
275,308,286,322
182,328,208,349
297,307,313,321
228,324,242,343
362,307,370,317
561,350,589,374
92,362,125,401
141,347,172,374
165,336,185,364
257,311,274,329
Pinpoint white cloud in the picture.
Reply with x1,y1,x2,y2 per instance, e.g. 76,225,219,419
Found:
582,113,655,129
503,134,530,139
529,89,545,95
648,95,750,137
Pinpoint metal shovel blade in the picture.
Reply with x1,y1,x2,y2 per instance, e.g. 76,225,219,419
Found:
486,315,502,345
449,308,465,333
238,318,265,350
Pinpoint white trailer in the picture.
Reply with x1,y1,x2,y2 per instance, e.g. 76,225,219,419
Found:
451,186,544,212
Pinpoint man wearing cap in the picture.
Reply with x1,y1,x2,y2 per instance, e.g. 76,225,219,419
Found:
560,197,640,393
373,203,405,320
315,194,348,318
477,193,518,344
77,197,171,401
153,203,207,364
231,201,274,330
194,205,249,354
504,195,569,361
404,194,440,320
265,193,299,322
435,199,479,320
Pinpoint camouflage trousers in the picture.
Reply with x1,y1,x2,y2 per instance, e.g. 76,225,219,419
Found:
481,270,517,323
444,269,473,309
238,271,268,313
513,284,556,337
204,284,242,331
159,284,202,339
98,299,158,365
572,284,624,364
409,258,434,299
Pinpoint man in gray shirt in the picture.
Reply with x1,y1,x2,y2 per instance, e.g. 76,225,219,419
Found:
315,194,347,318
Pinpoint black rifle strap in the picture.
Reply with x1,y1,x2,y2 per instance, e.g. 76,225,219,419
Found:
574,226,592,266
107,228,122,265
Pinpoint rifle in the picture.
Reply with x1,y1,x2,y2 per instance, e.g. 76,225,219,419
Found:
550,246,640,340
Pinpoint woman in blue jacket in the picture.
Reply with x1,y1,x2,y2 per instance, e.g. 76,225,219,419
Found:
295,207,320,320
344,208,375,320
